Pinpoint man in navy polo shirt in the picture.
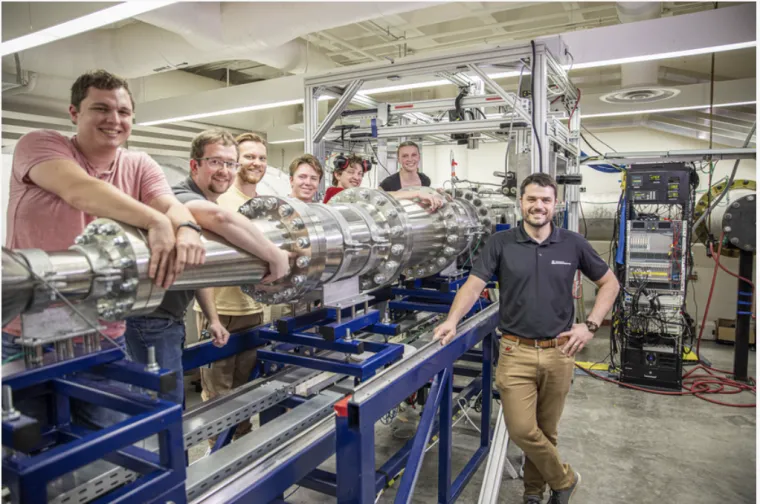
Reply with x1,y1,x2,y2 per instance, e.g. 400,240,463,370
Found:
434,173,619,504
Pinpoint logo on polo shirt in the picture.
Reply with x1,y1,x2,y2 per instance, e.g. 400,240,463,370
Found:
551,260,572,266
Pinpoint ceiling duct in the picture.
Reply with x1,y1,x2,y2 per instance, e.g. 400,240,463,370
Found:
603,2,681,105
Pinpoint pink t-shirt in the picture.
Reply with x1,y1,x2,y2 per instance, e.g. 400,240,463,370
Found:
5,130,173,338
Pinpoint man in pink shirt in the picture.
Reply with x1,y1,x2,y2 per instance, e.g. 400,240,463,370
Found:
3,69,205,426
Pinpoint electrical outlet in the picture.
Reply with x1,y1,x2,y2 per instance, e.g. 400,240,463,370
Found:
580,187,586,193
688,272,698,281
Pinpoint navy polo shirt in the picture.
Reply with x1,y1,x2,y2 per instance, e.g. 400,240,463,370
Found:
470,223,609,339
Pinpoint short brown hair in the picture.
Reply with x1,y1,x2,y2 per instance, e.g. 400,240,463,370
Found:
332,154,365,186
191,129,238,160
520,173,558,199
289,154,324,180
235,132,267,149
396,140,420,157
71,70,134,111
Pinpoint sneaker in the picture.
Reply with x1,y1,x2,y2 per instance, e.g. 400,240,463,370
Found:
524,495,543,504
548,472,581,504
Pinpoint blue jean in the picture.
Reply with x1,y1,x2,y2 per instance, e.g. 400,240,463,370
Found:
124,316,185,405
2,332,129,429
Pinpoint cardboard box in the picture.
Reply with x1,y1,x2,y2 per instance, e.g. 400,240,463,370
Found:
715,318,756,345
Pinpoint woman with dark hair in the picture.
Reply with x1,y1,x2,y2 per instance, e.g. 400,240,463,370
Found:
324,154,368,203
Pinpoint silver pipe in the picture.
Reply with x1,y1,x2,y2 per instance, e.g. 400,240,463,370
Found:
3,189,485,323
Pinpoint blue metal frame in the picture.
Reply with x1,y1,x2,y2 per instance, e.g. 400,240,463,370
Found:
257,341,403,381
2,346,124,390
2,377,186,503
334,304,498,504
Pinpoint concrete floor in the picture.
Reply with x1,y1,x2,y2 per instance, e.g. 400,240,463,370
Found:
184,330,757,503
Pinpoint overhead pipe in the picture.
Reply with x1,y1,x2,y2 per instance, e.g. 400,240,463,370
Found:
615,2,663,88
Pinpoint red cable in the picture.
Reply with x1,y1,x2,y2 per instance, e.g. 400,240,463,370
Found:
576,364,755,407
568,88,581,123
696,232,724,358
709,242,755,291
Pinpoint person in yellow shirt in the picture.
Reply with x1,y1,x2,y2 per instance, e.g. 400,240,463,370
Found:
196,132,272,448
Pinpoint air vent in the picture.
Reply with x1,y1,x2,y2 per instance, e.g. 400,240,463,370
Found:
600,87,680,105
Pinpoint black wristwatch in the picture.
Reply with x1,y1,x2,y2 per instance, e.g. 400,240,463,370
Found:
177,221,202,234
585,319,599,333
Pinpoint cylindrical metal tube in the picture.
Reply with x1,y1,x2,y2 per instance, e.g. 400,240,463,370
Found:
166,233,271,290
1,248,35,326
47,251,94,298
3,189,486,321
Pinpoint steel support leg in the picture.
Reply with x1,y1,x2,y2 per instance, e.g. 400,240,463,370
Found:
336,414,377,504
437,366,453,504
394,368,449,504
734,250,754,381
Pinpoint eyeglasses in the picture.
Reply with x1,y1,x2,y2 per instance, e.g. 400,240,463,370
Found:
195,157,241,172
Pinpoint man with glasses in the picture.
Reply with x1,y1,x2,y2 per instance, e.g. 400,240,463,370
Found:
124,129,290,405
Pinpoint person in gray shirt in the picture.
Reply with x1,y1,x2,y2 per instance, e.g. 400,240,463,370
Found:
124,129,290,404
433,173,619,504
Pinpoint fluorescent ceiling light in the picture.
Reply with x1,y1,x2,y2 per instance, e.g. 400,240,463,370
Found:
1,1,178,56
580,101,756,119
269,139,304,145
138,99,305,126
138,95,331,126
569,41,756,70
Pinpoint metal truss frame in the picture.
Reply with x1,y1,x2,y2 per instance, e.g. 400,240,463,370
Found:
303,40,582,231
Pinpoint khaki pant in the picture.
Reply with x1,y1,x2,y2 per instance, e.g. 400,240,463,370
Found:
494,336,576,496
197,312,263,447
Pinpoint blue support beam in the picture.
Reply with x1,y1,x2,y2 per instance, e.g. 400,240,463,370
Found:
300,468,338,496
393,368,448,504
389,300,452,314
276,309,330,334
1,413,40,452
319,310,381,341
2,347,123,390
438,366,453,504
59,426,162,475
365,322,400,336
92,359,177,394
183,329,266,371
450,446,489,503
52,378,160,417
392,288,458,303
259,328,366,354
335,412,377,504
257,340,402,381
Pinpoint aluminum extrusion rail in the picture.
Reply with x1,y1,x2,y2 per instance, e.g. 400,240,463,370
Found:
185,390,343,500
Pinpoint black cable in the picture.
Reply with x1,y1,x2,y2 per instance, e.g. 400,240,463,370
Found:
579,198,587,238
368,142,392,180
530,40,543,173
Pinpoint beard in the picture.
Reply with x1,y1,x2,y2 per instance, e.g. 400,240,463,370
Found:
239,166,264,185
208,178,231,194
524,210,551,228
